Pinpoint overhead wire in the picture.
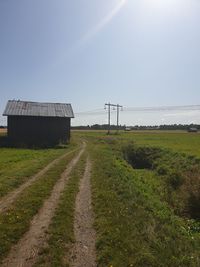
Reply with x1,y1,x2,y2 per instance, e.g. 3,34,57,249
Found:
74,105,200,117
124,105,200,112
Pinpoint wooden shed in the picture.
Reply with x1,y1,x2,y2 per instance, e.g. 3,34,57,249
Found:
3,100,74,146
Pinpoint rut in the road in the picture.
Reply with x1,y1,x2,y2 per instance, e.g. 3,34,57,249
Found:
0,148,78,213
1,143,86,267
70,157,96,267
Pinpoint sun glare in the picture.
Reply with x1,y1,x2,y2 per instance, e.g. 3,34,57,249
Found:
80,0,127,45
141,0,187,13
146,0,177,8
136,0,191,19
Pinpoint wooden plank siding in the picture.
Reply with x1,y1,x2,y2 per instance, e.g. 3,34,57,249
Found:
7,116,71,146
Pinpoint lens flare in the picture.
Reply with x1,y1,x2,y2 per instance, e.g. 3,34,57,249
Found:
53,1,127,67
80,0,126,45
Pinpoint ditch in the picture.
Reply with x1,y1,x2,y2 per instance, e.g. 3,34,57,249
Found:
122,144,200,221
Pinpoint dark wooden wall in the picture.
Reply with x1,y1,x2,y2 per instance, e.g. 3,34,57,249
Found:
7,116,71,146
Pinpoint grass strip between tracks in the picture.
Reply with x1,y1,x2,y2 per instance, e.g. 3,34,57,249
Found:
35,153,87,267
0,150,77,263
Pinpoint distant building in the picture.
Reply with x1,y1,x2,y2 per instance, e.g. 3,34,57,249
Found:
188,127,198,133
3,100,74,146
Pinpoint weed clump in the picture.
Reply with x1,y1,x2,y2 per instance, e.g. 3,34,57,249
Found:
156,164,169,175
167,171,185,190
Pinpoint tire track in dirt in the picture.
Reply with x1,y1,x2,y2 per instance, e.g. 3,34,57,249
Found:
70,157,96,267
1,143,86,267
0,148,78,213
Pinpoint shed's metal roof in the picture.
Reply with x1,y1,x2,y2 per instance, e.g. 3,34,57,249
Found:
3,100,74,118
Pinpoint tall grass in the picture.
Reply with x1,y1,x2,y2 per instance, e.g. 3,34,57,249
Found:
89,141,200,267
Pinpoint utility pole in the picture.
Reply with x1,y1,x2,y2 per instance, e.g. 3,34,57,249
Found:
105,103,123,134
116,104,123,133
105,103,111,134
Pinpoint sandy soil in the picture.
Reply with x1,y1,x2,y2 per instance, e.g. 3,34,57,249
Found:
70,157,97,267
0,148,78,213
1,143,86,267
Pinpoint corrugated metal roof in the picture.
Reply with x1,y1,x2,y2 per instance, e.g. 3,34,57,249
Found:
3,100,74,118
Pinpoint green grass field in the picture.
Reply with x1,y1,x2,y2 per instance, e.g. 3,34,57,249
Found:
73,130,200,156
0,131,199,266
74,131,200,266
0,137,79,198
122,131,200,156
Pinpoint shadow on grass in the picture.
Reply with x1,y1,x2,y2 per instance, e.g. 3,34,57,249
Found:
0,135,69,149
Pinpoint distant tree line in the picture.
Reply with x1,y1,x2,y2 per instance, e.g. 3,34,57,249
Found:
72,124,200,131
131,124,200,131
72,124,124,130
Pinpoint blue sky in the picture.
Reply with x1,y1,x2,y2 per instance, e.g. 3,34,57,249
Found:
0,0,200,126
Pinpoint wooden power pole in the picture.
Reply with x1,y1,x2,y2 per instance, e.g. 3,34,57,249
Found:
116,104,123,133
105,103,123,134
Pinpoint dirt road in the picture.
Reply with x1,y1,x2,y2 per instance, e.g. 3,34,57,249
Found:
0,148,78,213
1,144,85,267
70,157,96,267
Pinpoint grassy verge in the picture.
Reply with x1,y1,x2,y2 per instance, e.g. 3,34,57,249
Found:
0,150,77,263
35,153,87,267
89,142,200,267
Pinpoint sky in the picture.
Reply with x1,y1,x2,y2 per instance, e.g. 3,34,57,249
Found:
0,0,200,126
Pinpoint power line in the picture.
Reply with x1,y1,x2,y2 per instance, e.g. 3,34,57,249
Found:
74,104,200,117
105,103,123,134
75,111,105,116
124,105,200,112
75,108,104,115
